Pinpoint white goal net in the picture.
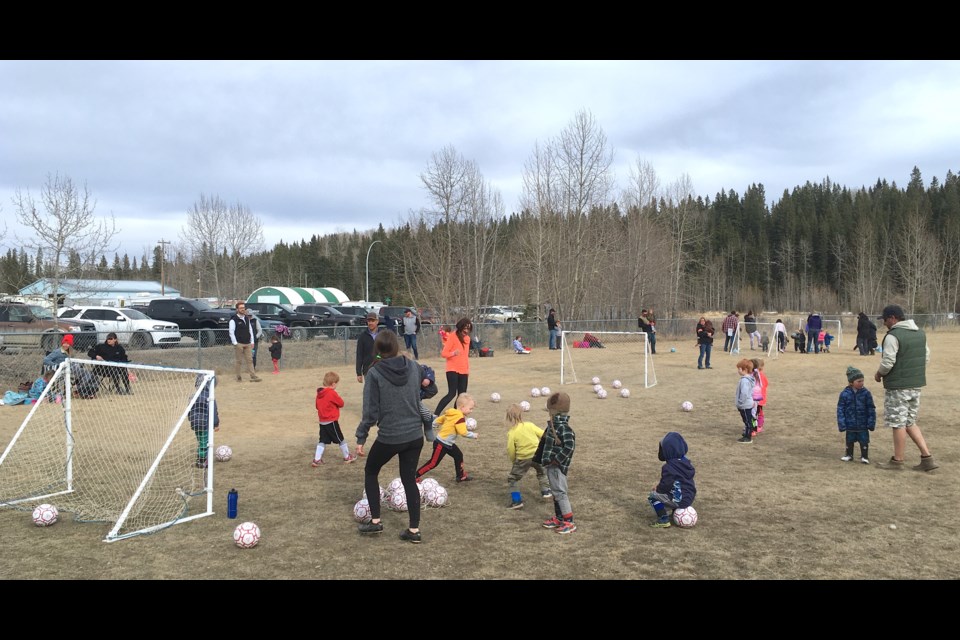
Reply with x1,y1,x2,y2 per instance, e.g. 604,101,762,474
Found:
560,331,656,388
0,359,216,542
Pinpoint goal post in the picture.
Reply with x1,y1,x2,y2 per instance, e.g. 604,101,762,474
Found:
0,358,216,542
560,330,657,388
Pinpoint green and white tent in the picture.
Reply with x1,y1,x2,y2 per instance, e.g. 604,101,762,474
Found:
246,287,350,306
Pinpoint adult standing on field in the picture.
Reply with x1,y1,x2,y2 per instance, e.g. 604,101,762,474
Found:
356,312,380,383
874,305,938,472
721,311,739,352
547,309,560,350
229,302,261,383
401,308,421,360
434,318,472,415
806,311,823,354
696,316,714,369
744,310,761,350
856,312,876,356
638,309,657,354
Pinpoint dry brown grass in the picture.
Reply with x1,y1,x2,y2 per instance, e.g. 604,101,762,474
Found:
2,331,959,579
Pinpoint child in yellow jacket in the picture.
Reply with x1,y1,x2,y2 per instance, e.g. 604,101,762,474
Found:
505,404,552,509
416,393,478,482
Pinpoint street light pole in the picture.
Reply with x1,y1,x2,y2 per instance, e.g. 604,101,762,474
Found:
158,239,171,296
365,240,382,302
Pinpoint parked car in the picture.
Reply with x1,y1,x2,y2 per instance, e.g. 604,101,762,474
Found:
478,306,523,322
334,305,368,318
58,306,181,348
249,311,289,337
244,302,321,341
0,301,98,352
294,304,366,337
418,307,440,324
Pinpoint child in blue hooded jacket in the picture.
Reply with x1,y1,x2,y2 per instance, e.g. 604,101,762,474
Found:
648,431,697,528
836,366,876,463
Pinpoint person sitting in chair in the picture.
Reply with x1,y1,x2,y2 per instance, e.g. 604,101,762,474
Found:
513,335,531,354
88,332,131,394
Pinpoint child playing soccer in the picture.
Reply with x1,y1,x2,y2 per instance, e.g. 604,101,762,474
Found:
505,403,551,509
188,374,219,469
836,366,876,463
268,335,282,374
312,371,357,466
648,431,697,527
416,392,478,482
536,392,577,534
735,359,756,443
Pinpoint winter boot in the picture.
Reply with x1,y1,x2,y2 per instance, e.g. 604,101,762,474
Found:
913,455,939,472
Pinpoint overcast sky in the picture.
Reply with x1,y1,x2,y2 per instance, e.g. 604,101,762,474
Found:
2,60,959,262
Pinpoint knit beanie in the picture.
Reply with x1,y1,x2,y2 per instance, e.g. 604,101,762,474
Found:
846,366,864,383
546,392,570,416
61,334,74,347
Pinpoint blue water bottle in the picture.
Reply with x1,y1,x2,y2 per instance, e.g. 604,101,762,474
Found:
227,488,238,519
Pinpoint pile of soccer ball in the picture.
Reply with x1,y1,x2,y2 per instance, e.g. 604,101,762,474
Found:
354,477,448,522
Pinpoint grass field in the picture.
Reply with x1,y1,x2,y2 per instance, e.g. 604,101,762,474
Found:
1,330,958,579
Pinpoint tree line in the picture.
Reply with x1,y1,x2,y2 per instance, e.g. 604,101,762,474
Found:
5,112,959,320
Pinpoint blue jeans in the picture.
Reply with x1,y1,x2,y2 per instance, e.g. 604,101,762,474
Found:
403,333,418,359
549,328,559,349
698,343,712,368
807,332,819,353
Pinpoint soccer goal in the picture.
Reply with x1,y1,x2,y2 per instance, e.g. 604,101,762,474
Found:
0,359,216,542
560,331,657,388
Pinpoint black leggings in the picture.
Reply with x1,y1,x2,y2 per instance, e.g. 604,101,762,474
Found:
416,441,466,481
364,437,423,528
435,371,468,414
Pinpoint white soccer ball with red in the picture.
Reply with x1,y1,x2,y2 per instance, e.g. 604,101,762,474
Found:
519,401,531,412
465,417,477,431
619,388,631,398
420,477,440,492
386,477,405,497
681,401,693,412
388,488,409,512
233,521,261,548
597,389,608,399
591,376,601,385
612,380,622,389
673,506,698,528
540,387,551,396
32,503,58,527
214,445,233,462
530,387,541,398
593,384,603,394
490,392,501,403
353,499,373,523
424,485,449,507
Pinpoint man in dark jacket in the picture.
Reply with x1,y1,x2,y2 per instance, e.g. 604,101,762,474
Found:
648,431,696,527
355,312,380,383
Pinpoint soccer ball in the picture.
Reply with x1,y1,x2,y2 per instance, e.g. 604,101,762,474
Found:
681,401,693,412
611,380,622,389
591,376,601,385
420,477,440,492
519,401,531,412
424,485,449,507
362,485,385,503
593,384,603,394
490,392,501,403
540,387,551,396
619,388,630,398
465,417,477,431
670,347,677,353
353,499,372,523
597,389,608,399
386,477,405,497
32,503,58,527
233,522,261,548
214,445,233,462
673,507,698,528
530,388,541,398
388,489,409,512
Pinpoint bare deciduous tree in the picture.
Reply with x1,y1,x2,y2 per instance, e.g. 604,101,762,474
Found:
12,173,118,315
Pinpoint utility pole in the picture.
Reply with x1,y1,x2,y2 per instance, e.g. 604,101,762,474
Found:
158,239,171,296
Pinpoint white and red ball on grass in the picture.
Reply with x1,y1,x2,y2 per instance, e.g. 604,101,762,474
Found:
214,445,233,462
32,503,58,527
530,388,541,398
673,507,698,528
353,499,372,523
591,376,601,385
490,392,501,403
540,386,551,396
596,389,608,399
619,388,630,398
681,401,693,412
612,380,622,389
233,522,261,548
465,417,477,431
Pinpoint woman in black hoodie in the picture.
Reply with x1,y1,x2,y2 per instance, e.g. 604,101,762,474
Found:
355,331,433,543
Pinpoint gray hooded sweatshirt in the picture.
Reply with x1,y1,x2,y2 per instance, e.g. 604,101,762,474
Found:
355,356,426,446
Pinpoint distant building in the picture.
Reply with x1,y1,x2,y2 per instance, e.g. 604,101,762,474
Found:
19,279,181,308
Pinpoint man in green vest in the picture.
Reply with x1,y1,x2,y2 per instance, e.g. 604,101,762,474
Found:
874,305,937,471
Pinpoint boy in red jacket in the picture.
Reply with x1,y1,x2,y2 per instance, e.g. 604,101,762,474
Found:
312,371,357,466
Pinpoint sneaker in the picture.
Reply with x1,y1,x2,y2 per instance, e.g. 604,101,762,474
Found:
400,529,422,543
706,366,713,369
311,458,324,467
358,521,383,535
650,519,672,528
541,490,553,500
756,426,764,434
737,436,753,444
343,454,357,464
751,430,758,438
542,516,563,529
508,500,524,510
556,521,577,534
861,457,870,464
456,475,473,482
698,366,704,369
841,455,853,462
